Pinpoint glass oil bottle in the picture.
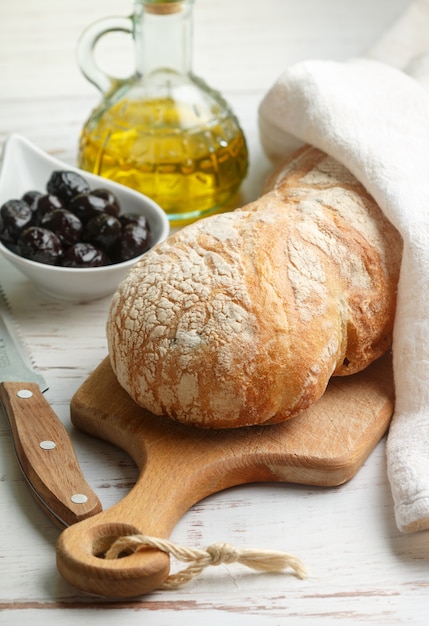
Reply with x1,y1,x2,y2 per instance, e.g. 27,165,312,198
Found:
77,0,249,226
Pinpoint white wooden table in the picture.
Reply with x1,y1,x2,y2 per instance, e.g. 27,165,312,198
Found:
2,0,429,623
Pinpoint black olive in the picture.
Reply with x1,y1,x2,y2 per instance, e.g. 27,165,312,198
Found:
91,188,120,217
114,223,152,262
0,213,16,247
0,199,33,239
46,170,90,204
40,209,83,248
62,242,109,267
119,212,151,232
3,170,154,270
32,194,66,223
83,213,122,252
69,192,117,223
22,190,43,207
18,226,63,265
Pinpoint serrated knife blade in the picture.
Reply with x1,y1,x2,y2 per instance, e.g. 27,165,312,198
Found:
0,288,102,527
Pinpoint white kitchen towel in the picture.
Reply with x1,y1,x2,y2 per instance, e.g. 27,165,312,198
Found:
258,4,429,534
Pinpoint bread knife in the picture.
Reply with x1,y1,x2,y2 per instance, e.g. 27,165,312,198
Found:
0,288,102,527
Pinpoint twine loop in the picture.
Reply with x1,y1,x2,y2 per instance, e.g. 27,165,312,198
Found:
105,534,307,589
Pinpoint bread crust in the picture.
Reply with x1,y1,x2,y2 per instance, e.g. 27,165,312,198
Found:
107,146,402,428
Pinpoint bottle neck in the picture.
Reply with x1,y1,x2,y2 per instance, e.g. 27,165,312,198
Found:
134,0,194,78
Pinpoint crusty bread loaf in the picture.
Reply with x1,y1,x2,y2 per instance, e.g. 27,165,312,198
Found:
106,146,402,429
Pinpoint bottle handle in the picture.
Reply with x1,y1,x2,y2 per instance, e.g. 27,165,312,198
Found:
77,16,134,93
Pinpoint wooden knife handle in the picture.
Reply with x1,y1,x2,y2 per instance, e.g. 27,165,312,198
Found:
0,381,102,527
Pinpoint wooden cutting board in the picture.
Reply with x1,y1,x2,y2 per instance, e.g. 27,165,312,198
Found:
56,352,394,598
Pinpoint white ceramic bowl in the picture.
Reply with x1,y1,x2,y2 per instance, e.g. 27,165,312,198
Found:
0,134,169,302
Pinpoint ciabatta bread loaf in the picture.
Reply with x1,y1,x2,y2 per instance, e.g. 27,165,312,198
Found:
106,146,402,429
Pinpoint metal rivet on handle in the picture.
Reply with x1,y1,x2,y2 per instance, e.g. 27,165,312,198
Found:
40,440,56,450
71,494,89,504
17,389,33,399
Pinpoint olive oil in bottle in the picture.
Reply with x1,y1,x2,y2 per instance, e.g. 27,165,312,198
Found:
77,0,248,225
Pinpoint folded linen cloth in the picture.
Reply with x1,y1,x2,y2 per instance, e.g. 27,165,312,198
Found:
259,7,429,533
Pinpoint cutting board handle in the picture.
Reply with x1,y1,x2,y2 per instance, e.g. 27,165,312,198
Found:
55,376,277,597
56,506,171,597
55,432,234,597
55,424,277,597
